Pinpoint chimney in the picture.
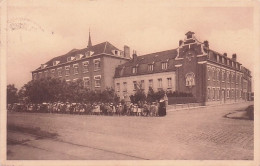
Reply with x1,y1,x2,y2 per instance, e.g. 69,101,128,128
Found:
124,45,130,58
223,53,227,57
232,53,237,61
179,40,183,46
203,40,209,48
132,50,137,61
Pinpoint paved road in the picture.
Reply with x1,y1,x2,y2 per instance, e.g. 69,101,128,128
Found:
7,102,253,160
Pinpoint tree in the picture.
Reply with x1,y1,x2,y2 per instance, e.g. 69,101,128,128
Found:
130,82,146,104
7,84,19,104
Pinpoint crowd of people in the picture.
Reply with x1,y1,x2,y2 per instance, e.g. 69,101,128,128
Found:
7,100,167,117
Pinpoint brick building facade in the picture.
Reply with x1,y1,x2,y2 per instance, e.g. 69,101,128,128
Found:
114,31,252,105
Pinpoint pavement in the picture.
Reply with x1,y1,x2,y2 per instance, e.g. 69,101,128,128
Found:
7,101,254,160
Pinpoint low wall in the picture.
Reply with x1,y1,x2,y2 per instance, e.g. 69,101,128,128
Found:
168,97,197,105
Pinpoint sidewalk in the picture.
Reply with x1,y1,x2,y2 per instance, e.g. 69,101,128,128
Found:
167,101,253,112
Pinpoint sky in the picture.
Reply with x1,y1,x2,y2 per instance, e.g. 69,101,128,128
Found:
6,0,256,90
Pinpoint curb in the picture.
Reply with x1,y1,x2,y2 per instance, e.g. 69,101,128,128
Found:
167,101,253,112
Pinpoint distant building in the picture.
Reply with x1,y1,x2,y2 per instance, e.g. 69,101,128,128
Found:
32,32,130,91
114,31,252,105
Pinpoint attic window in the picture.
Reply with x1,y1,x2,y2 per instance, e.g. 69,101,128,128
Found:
67,57,74,62
132,67,137,74
162,62,168,70
148,64,154,71
41,64,47,69
53,61,60,66
85,51,94,57
75,54,83,60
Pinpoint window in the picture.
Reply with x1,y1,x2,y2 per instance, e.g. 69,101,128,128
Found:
67,57,74,62
212,88,215,100
227,89,230,98
167,77,172,88
94,75,101,87
149,79,153,88
207,87,211,100
217,70,220,81
207,67,211,80
73,64,79,75
212,68,215,81
51,69,55,76
85,51,94,57
33,73,37,80
116,83,120,92
123,82,127,92
148,64,154,71
186,72,195,86
83,77,90,88
141,80,145,90
53,61,60,66
94,58,101,71
75,54,83,60
39,72,42,78
82,61,89,73
226,72,230,83
132,67,137,74
158,78,162,89
65,66,70,76
44,71,48,77
133,81,137,91
162,62,167,70
57,67,62,77
222,71,225,82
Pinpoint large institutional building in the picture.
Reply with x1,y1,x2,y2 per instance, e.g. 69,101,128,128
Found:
32,31,252,105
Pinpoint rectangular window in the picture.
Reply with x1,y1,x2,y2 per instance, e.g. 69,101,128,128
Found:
222,71,225,82
33,73,37,80
94,75,101,87
116,83,120,92
73,64,79,75
65,66,70,76
123,82,127,92
83,77,90,88
207,87,211,100
212,88,215,100
57,67,62,77
44,71,48,78
149,79,153,88
133,81,137,91
207,67,211,80
158,78,162,89
82,61,89,73
132,67,137,74
141,80,145,90
162,62,168,70
94,58,101,71
51,69,55,76
227,89,230,98
167,77,172,88
39,72,42,78
148,64,154,71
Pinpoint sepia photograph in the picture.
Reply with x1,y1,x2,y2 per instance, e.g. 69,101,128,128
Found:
1,0,260,165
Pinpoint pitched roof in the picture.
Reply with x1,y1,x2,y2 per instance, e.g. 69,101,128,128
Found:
115,49,178,78
34,41,122,71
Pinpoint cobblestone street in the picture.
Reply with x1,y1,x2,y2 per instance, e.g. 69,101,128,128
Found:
7,102,253,160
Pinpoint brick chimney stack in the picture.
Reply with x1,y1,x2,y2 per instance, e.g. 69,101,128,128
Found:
232,53,237,61
124,45,130,58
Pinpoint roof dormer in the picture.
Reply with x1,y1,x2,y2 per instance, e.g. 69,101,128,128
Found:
75,54,84,60
85,51,94,57
67,56,75,62
41,64,47,69
53,60,60,66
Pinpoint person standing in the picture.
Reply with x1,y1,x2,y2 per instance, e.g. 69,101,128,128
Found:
158,99,166,116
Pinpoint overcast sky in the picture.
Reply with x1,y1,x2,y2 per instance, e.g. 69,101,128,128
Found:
7,0,256,89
